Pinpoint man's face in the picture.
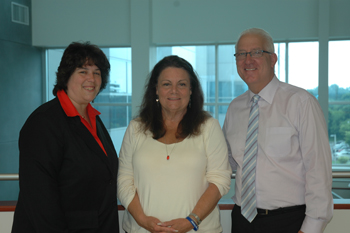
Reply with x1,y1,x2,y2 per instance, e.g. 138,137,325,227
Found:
235,33,277,93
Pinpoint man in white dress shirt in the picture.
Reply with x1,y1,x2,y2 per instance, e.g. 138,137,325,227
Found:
223,28,333,233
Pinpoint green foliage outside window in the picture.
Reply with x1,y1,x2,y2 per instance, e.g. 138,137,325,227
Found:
327,84,350,146
340,121,350,146
338,156,350,164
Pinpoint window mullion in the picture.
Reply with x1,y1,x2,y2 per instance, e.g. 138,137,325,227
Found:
215,44,219,119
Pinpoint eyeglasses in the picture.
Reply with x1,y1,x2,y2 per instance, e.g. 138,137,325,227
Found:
234,49,272,60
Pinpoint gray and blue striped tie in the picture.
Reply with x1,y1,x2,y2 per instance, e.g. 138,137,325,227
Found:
241,94,260,222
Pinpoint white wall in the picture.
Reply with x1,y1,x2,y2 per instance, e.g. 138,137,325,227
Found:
32,0,350,47
152,0,320,44
32,0,131,47
329,0,350,38
1,209,349,233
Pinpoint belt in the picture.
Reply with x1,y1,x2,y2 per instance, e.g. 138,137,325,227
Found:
256,205,306,215
235,204,306,216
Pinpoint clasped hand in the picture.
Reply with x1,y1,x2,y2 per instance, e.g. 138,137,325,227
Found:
141,216,194,233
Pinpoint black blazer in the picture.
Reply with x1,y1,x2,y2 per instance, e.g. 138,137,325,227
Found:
12,98,119,233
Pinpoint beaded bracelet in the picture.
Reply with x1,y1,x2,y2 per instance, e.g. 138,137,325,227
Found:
189,212,202,225
186,216,198,231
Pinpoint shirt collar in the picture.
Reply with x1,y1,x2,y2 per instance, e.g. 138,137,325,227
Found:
248,75,279,105
57,89,100,118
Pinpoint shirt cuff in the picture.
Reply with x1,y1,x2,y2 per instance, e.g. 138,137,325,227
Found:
300,215,328,233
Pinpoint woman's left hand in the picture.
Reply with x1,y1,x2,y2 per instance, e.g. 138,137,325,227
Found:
161,218,194,233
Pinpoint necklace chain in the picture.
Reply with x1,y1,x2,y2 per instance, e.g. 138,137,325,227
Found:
165,138,178,160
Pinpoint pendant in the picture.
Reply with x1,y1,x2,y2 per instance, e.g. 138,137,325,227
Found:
167,155,170,160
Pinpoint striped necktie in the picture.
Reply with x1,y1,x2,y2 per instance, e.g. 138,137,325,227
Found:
241,94,260,222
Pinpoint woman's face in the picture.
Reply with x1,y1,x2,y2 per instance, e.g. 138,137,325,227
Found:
66,63,102,107
156,67,192,116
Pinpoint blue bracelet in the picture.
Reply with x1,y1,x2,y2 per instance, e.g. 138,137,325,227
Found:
186,216,198,231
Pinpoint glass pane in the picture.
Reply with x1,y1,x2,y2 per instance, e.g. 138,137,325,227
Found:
47,49,65,100
218,105,229,127
288,42,319,97
329,105,350,168
93,105,132,153
332,178,350,199
218,45,247,102
204,105,215,117
95,48,132,104
274,43,286,82
328,41,350,171
329,40,350,101
156,46,215,103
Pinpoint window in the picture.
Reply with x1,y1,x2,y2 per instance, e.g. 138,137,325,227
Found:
288,42,319,98
329,40,350,170
46,48,132,153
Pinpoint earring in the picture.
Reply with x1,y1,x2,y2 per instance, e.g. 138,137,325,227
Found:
188,97,191,108
156,96,159,107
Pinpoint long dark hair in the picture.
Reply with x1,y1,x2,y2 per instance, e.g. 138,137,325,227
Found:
52,41,110,96
138,55,210,139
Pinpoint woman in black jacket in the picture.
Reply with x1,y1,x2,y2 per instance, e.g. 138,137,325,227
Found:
12,42,119,233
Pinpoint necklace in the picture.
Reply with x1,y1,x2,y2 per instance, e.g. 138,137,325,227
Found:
165,138,178,160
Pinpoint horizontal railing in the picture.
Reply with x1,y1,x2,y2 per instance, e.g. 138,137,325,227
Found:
1,173,350,212
1,172,350,181
229,171,350,179
0,174,18,181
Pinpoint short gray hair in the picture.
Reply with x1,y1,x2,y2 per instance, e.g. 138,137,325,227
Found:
235,28,275,53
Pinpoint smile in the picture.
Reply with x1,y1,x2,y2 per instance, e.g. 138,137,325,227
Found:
245,68,256,71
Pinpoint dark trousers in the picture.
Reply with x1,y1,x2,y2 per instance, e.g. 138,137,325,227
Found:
231,205,306,233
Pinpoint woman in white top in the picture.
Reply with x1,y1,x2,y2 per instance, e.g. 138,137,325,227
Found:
118,55,232,233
